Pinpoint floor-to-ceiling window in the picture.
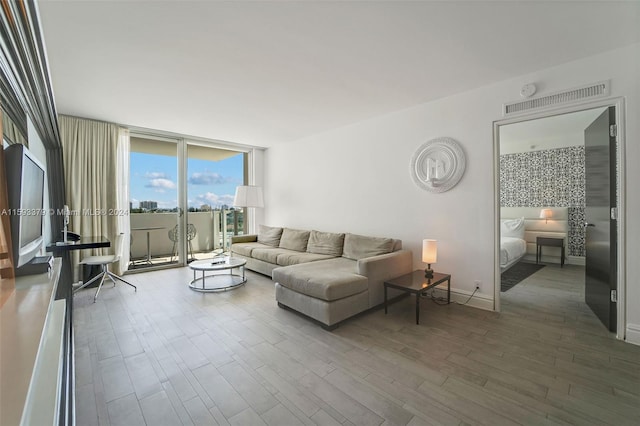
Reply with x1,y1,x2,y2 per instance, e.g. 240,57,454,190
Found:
129,135,181,270
186,143,246,259
128,135,246,271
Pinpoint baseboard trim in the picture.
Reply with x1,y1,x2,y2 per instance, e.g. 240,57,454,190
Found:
522,254,584,266
432,287,494,311
626,323,640,346
567,256,585,266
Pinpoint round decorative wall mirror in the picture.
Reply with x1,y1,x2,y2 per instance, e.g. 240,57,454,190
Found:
410,137,466,193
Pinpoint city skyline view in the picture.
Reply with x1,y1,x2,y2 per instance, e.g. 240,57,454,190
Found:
130,150,244,210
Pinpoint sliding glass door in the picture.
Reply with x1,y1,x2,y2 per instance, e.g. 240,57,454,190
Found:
128,134,247,271
129,135,183,270
185,143,246,259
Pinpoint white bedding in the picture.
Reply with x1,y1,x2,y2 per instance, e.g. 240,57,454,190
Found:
500,237,526,269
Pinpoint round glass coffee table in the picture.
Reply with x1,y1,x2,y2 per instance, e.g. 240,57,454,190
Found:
188,257,247,292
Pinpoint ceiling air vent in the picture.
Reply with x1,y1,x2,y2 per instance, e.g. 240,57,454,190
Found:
503,81,609,116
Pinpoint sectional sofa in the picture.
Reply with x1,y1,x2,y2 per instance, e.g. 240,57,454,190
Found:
231,225,412,329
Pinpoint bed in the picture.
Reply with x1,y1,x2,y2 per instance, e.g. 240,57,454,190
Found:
500,236,527,272
500,207,569,272
500,217,527,272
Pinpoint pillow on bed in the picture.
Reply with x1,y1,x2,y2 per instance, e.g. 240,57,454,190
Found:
501,217,525,239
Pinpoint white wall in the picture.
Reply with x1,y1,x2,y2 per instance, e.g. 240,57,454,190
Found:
265,43,640,343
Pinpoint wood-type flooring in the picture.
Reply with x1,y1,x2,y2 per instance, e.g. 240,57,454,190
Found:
73,264,640,425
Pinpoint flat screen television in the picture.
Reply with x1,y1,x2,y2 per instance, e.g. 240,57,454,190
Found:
3,144,46,268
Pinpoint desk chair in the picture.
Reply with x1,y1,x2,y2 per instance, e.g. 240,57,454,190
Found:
74,233,137,302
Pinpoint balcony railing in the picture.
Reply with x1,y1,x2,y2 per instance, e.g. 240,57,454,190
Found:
128,209,244,268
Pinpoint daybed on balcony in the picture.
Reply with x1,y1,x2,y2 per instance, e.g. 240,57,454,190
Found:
231,226,412,329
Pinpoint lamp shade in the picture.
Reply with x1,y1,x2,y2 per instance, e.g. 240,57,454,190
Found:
422,239,437,264
539,208,553,220
233,185,264,208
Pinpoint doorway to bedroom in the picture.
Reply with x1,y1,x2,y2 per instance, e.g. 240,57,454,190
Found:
496,103,624,337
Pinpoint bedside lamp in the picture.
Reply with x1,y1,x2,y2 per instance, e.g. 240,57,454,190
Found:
422,239,437,279
540,208,553,224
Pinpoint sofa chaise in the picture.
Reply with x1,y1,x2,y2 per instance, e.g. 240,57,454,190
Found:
231,226,412,329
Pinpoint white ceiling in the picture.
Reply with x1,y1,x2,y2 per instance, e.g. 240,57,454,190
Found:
38,1,640,148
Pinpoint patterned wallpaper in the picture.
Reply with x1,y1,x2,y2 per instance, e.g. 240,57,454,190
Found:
500,146,585,257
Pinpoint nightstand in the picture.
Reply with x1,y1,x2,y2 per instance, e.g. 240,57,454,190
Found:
384,270,451,324
536,236,565,267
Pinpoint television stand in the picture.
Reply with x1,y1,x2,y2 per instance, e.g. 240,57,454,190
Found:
15,255,53,276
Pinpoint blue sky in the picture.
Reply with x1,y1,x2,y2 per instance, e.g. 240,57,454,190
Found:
130,151,244,209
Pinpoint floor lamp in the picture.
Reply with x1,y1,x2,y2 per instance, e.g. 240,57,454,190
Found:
233,185,264,235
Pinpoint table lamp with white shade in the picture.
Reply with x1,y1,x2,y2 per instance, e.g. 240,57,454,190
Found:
422,239,437,279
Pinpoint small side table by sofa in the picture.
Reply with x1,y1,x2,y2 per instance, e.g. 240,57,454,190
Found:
536,236,564,267
384,270,451,324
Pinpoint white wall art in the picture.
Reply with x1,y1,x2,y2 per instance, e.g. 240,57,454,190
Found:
410,137,466,193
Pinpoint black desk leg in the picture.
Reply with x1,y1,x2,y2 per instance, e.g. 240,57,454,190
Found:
416,294,420,325
447,278,451,304
384,285,388,314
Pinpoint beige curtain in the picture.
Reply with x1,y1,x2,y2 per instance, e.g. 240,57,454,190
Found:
59,115,130,278
1,112,28,146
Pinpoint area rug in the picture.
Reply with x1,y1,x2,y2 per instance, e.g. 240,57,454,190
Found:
501,262,545,292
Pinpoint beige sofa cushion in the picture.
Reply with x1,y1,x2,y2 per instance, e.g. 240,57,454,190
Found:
273,258,367,302
252,247,331,266
258,225,283,247
279,228,310,252
252,248,293,264
277,252,335,267
307,230,345,256
342,233,394,260
231,242,274,257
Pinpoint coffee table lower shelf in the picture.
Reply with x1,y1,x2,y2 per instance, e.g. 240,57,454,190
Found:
189,273,246,292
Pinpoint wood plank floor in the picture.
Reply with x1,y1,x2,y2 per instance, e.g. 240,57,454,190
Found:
73,263,640,425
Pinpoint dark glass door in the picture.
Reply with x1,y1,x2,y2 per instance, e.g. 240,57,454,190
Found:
584,106,617,332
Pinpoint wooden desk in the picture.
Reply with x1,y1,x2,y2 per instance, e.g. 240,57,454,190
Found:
46,236,110,254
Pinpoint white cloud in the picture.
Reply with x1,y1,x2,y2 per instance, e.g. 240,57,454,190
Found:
145,172,169,179
194,192,235,208
188,171,229,185
146,178,176,192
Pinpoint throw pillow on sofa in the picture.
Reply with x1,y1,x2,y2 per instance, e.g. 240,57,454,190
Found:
307,230,345,256
279,228,310,252
342,233,394,260
258,225,283,247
